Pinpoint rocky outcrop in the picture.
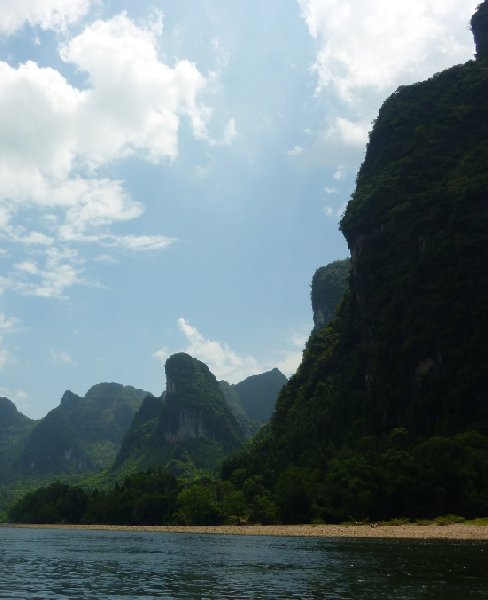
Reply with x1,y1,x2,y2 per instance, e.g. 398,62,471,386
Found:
311,259,351,330
472,1,488,59
114,353,245,472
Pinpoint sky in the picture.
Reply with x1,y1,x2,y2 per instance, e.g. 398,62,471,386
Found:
0,0,479,418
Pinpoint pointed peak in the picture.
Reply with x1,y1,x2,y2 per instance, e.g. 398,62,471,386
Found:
471,1,488,59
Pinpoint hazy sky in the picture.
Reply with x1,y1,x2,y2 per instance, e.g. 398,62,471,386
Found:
0,0,478,418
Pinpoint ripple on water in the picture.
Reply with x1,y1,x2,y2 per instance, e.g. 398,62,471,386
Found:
0,529,487,599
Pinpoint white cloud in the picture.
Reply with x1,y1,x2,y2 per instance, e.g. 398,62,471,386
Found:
333,166,345,181
0,312,21,332
50,350,74,364
222,118,237,145
153,318,265,383
0,14,211,191
325,117,369,147
176,317,262,383
94,254,118,264
102,234,175,252
154,319,307,385
322,202,346,220
10,247,84,298
208,118,237,147
275,350,303,377
0,12,220,294
287,145,304,157
58,13,210,164
274,330,307,377
152,346,170,364
323,186,337,194
298,1,478,168
21,232,54,246
298,0,478,101
0,386,27,405
0,0,93,35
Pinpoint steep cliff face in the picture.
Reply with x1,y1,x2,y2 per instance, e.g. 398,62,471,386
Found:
472,0,488,58
157,354,244,454
115,353,245,472
223,3,488,520
311,259,350,330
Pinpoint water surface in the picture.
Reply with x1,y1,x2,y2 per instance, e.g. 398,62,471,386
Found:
0,527,486,598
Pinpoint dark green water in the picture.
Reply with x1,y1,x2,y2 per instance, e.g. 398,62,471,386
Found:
0,527,486,598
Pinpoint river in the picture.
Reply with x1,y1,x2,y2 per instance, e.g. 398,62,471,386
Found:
0,527,486,598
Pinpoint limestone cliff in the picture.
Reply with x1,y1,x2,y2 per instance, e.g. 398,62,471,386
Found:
223,2,488,521
311,259,350,330
115,353,245,472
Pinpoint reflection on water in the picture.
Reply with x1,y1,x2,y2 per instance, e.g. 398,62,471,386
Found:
0,527,486,599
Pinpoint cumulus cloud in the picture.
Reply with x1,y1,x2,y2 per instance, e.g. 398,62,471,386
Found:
298,0,478,101
0,0,93,35
176,317,262,383
153,318,305,384
10,247,84,298
0,12,219,295
297,1,478,166
58,13,210,164
153,318,263,383
0,312,21,332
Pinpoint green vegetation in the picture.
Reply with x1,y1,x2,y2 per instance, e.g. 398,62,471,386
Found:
311,259,351,330
113,354,246,474
0,358,285,516
218,381,262,439
221,5,488,524
13,383,148,478
5,5,488,527
0,398,35,479
6,468,270,526
233,368,287,423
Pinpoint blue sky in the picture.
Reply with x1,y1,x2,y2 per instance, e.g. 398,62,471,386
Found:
0,0,478,418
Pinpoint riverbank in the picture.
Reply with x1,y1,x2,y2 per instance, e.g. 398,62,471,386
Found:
5,522,488,540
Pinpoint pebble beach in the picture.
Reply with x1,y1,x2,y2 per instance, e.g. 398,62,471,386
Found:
7,522,488,540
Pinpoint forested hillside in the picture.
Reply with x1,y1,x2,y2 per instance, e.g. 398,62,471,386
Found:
5,383,148,480
113,353,245,473
7,3,488,528
222,3,488,522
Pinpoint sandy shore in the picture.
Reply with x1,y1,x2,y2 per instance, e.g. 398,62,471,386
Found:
5,523,488,540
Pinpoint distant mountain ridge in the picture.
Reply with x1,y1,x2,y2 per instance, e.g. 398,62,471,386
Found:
0,358,286,515
0,398,35,479
13,383,149,478
232,368,288,423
